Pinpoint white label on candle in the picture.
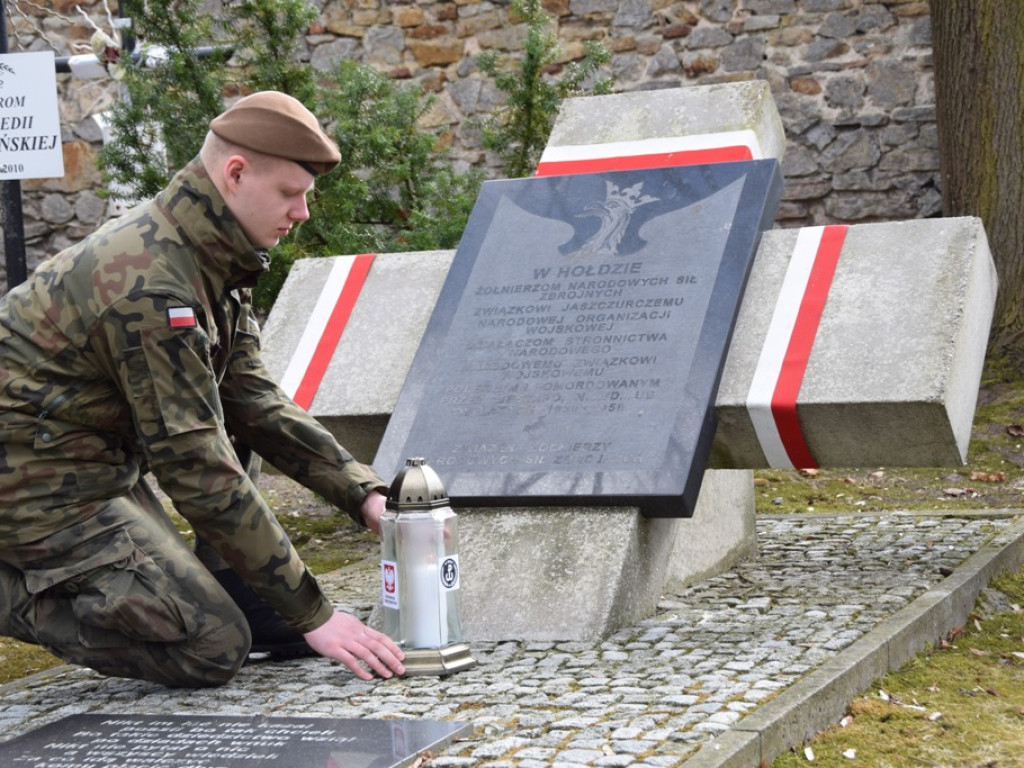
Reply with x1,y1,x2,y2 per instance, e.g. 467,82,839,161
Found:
439,555,460,592
381,560,399,609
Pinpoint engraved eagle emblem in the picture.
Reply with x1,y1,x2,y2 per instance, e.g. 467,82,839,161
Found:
573,180,659,257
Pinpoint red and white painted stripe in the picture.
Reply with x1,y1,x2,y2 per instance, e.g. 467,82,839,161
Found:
745,225,847,469
535,130,762,176
279,253,375,410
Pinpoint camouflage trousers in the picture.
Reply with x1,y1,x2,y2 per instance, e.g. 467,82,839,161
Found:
0,481,250,688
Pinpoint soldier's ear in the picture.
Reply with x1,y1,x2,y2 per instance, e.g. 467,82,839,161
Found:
222,155,248,192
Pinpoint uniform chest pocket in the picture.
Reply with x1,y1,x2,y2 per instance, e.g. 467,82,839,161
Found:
123,325,224,439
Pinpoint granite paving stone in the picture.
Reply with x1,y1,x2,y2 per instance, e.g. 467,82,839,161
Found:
1,511,1022,767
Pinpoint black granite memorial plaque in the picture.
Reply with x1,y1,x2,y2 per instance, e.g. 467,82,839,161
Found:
374,162,781,517
0,714,472,768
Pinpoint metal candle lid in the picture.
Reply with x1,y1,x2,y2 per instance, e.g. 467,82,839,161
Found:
386,457,450,510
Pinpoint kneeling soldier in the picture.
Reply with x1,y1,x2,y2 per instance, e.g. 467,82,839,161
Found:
0,91,405,687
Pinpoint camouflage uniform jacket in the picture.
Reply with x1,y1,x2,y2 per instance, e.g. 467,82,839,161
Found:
0,158,385,633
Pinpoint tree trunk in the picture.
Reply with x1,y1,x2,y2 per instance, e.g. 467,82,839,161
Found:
930,0,1024,364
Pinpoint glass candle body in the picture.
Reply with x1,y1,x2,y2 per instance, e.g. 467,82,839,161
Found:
380,505,465,649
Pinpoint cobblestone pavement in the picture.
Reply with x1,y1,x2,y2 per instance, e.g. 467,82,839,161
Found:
2,511,1023,767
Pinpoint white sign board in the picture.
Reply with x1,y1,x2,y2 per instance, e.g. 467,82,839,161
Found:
0,51,64,180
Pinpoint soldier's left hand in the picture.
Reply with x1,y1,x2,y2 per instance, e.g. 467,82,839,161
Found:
360,490,387,534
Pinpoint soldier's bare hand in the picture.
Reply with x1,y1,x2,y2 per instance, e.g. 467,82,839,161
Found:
304,610,405,680
360,490,387,534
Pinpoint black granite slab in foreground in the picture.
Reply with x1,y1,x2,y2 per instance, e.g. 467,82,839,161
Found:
375,162,781,517
0,714,472,768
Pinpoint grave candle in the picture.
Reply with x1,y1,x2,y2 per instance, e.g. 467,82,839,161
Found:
379,458,473,676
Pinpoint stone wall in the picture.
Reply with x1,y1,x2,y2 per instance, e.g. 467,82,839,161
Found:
2,0,937,286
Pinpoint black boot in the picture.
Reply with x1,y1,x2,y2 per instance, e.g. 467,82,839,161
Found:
211,568,318,663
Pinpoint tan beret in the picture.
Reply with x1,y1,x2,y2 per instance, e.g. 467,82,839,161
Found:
210,91,341,176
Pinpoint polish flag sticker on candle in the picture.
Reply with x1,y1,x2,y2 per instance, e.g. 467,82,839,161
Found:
381,560,399,609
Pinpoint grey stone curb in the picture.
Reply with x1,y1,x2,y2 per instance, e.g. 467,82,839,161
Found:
680,514,1024,768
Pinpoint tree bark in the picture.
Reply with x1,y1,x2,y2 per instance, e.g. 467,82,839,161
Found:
931,0,1024,363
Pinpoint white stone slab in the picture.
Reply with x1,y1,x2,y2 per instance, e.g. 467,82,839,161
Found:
261,250,454,464
713,217,997,468
539,80,786,171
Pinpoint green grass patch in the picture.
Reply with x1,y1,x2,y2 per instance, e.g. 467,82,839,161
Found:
772,571,1024,767
275,513,378,574
0,639,63,686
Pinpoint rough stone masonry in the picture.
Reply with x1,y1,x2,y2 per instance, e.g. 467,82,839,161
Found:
3,0,935,286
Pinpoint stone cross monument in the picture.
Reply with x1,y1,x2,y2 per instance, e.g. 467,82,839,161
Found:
261,82,996,642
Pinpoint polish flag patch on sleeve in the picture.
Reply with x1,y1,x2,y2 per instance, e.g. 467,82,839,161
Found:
167,306,198,328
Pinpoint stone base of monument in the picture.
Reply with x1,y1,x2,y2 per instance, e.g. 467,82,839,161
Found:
663,469,758,591
259,78,998,642
368,469,755,642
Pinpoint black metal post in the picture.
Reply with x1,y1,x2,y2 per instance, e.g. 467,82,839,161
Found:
1,6,28,291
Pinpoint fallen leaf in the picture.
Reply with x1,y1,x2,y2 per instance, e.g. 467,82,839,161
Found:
969,647,990,657
970,470,1006,482
1007,424,1024,437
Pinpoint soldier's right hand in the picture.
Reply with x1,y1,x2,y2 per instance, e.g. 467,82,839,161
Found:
304,610,405,680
